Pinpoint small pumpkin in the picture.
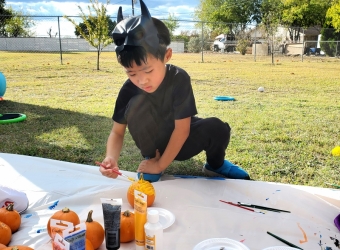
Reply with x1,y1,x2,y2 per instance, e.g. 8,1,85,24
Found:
0,243,7,250
3,246,34,250
0,221,12,246
120,210,135,243
0,203,21,233
85,239,94,250
127,174,155,208
85,210,104,249
47,207,80,238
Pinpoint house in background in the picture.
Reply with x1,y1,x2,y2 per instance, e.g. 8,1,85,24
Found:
249,25,322,55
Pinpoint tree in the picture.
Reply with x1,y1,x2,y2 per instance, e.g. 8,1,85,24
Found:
162,13,179,39
0,0,11,36
326,0,340,32
281,0,332,42
187,36,201,53
64,0,113,70
260,0,283,26
320,26,340,56
236,36,250,55
4,7,34,37
260,0,283,63
0,0,6,12
47,27,58,38
195,0,262,35
74,16,116,38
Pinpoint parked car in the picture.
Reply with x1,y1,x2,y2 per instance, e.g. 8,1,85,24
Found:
212,34,237,52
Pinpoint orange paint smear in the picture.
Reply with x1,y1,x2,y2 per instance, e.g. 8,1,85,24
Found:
297,223,308,243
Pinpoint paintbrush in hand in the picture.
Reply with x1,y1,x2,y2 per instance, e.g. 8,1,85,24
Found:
95,161,135,182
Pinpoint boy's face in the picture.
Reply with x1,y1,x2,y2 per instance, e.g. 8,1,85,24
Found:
124,48,172,93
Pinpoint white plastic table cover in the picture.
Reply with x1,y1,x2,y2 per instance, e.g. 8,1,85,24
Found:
1,153,340,250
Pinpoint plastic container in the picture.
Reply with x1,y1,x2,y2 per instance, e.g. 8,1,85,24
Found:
144,209,163,250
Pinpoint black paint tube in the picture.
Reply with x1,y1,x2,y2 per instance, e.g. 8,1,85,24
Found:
100,198,122,250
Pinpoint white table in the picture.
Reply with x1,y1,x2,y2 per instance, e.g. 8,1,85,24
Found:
1,153,339,249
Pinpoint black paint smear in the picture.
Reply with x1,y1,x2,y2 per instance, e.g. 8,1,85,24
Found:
330,236,340,249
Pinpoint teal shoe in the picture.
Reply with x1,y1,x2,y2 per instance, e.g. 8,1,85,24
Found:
137,172,162,183
202,160,250,180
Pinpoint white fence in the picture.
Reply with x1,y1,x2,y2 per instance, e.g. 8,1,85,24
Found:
0,37,184,53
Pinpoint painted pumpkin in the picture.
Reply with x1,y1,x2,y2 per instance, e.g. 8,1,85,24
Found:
3,246,34,250
85,210,104,249
0,221,12,246
47,207,80,238
120,210,135,243
127,174,155,208
0,203,21,233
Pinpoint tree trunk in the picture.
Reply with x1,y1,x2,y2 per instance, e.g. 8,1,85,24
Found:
97,48,100,70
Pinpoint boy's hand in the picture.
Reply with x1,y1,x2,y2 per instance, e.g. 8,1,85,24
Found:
98,157,120,179
137,150,162,174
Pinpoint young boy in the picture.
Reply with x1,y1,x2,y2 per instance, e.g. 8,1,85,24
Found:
99,0,250,182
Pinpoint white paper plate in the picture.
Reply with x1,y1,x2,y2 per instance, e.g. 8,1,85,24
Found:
193,238,250,250
262,247,301,250
147,207,175,229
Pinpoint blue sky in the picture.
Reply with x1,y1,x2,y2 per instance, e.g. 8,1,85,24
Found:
6,0,199,19
6,0,200,37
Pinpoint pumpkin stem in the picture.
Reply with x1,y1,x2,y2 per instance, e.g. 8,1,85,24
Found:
11,247,19,250
6,203,14,211
61,207,71,213
139,173,144,181
86,210,94,223
123,210,132,217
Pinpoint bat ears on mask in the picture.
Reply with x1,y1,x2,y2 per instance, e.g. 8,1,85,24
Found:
112,0,160,54
116,0,151,23
117,6,123,23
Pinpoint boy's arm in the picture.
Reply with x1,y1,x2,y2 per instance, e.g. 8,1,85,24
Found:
99,122,126,178
138,117,191,174
106,121,127,160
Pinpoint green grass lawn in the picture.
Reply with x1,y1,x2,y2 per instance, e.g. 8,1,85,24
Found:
0,52,339,187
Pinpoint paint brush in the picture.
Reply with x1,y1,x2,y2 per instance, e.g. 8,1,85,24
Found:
238,202,291,213
95,161,135,182
267,231,303,249
219,200,255,212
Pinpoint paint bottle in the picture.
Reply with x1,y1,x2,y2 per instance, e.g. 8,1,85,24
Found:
100,198,122,250
144,209,163,250
134,190,147,250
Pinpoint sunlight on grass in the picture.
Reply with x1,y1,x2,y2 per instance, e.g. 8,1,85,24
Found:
37,127,90,149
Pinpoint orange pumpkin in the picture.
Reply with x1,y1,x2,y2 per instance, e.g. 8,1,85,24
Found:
0,221,12,246
85,239,94,250
3,246,34,250
0,203,21,233
85,210,104,249
0,243,7,249
47,207,80,238
120,210,135,243
127,174,155,208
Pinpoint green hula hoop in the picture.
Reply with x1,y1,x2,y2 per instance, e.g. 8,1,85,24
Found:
0,113,27,124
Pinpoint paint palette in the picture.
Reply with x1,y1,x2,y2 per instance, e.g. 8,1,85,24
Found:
193,238,250,250
147,207,175,229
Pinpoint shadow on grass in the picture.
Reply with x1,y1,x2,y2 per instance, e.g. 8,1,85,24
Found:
0,100,111,164
0,100,206,176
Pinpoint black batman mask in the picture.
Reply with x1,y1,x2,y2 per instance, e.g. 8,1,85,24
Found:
112,0,159,54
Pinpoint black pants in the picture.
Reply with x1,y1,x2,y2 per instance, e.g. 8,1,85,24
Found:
125,95,231,169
